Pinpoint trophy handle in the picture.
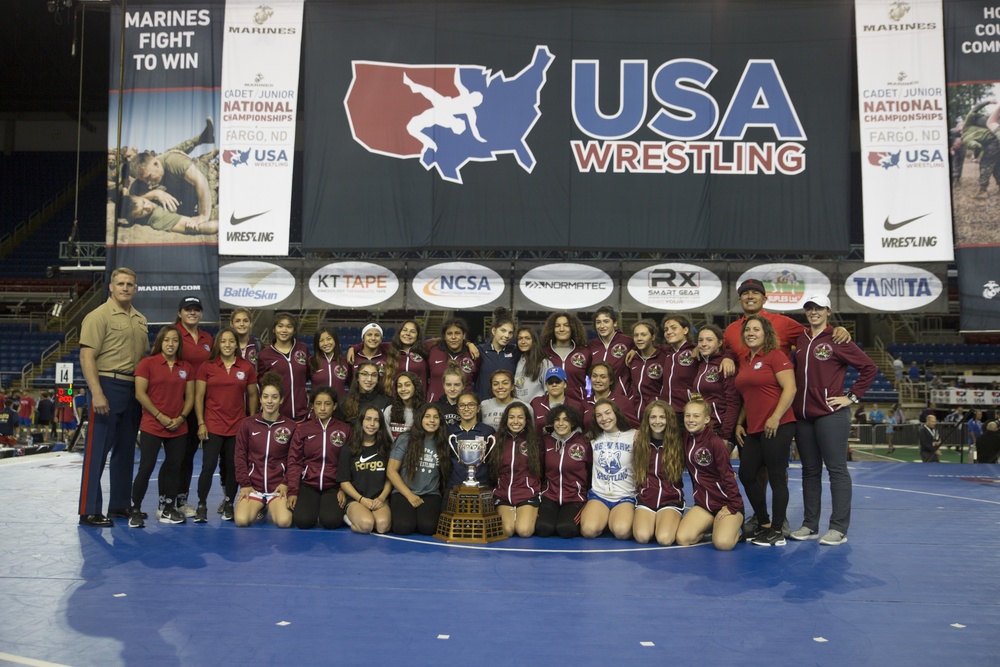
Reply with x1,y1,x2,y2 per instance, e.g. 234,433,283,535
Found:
483,434,497,460
448,434,461,458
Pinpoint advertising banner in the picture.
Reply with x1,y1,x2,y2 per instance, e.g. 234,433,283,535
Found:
856,0,954,262
108,0,223,323
513,261,618,311
219,258,302,310
930,388,1000,406
621,261,726,313
303,259,406,310
731,263,833,313
944,0,1000,331
407,261,509,311
218,0,303,256
302,0,852,254
841,262,947,312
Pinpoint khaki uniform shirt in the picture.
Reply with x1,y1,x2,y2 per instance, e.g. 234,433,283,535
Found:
80,297,149,374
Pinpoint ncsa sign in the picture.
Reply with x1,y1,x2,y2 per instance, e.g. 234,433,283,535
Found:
411,262,505,308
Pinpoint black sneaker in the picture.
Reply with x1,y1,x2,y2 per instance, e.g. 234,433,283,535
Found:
194,504,208,523
750,527,786,547
159,507,186,524
127,507,145,529
221,503,234,521
216,500,226,514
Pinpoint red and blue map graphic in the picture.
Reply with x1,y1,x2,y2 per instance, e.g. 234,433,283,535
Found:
344,46,554,184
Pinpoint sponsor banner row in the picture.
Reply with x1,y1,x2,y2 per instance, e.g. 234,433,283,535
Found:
930,388,1000,406
219,259,947,314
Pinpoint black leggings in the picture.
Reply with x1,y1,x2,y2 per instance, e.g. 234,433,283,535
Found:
293,485,345,529
133,430,185,510
390,493,442,535
535,497,583,538
177,414,200,502
738,422,795,527
198,433,237,505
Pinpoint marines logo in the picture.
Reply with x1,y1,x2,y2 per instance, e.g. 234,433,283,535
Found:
678,350,695,366
253,4,273,25
611,343,628,359
571,352,587,368
274,426,292,443
813,343,833,361
568,443,586,461
647,363,663,379
294,350,308,365
888,0,910,22
236,370,247,381
695,447,713,466
330,430,347,447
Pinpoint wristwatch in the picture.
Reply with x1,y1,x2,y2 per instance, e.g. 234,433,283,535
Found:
847,392,859,404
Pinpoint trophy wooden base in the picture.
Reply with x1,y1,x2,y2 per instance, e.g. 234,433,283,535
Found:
434,484,507,544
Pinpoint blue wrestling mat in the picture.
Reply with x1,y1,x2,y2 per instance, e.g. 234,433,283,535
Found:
0,452,997,666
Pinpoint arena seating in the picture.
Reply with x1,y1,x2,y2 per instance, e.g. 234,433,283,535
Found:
887,343,1000,366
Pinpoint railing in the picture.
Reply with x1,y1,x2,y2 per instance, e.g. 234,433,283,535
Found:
850,422,972,462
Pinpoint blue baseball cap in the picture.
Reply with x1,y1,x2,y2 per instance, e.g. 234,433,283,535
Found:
545,366,567,383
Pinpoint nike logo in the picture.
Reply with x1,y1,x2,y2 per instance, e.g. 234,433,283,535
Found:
230,211,270,226
883,213,929,231
359,453,377,463
252,431,262,436
306,434,317,439
434,359,445,364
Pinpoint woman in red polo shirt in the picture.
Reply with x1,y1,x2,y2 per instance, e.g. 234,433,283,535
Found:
734,315,796,547
174,295,213,517
195,327,259,522
132,325,194,527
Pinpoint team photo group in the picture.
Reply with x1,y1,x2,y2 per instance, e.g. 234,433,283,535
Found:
78,267,877,552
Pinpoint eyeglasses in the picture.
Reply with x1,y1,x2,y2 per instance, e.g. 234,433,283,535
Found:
457,403,478,409
358,372,379,379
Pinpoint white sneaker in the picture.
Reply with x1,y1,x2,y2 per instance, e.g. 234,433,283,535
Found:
819,529,847,546
176,503,197,518
789,526,819,541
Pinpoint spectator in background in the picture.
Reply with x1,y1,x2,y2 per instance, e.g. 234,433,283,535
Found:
919,403,938,423
0,400,17,444
975,420,1000,464
908,361,920,382
17,391,36,440
919,414,943,462
36,391,55,442
868,404,885,426
887,403,905,455
892,356,904,387
968,410,983,450
944,406,964,423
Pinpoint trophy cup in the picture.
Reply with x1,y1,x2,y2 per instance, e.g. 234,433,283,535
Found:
434,435,507,543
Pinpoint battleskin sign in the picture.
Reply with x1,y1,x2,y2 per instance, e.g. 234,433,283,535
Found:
303,0,852,253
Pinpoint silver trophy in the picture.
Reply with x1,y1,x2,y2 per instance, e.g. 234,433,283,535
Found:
448,434,496,487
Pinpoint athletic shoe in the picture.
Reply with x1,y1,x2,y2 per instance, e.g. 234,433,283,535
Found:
127,507,145,529
819,529,847,546
176,502,197,518
216,500,225,514
789,526,819,541
781,518,791,538
194,504,208,523
256,508,266,522
742,515,760,538
159,507,186,524
750,527,786,547
221,503,234,521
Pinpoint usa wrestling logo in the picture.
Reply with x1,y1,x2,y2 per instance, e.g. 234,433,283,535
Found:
344,46,554,184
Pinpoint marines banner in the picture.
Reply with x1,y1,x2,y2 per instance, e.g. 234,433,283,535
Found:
108,0,222,323
303,0,853,254
218,0,303,256
855,0,954,262
944,0,1000,331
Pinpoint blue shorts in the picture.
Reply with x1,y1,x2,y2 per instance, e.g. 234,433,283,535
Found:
19,417,33,427
587,490,636,510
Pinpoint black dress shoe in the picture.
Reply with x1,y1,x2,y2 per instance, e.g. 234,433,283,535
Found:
79,514,114,527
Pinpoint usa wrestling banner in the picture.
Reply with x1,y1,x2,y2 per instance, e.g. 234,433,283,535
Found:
218,0,303,256
944,0,1000,331
302,0,852,254
108,0,222,323
856,0,954,262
